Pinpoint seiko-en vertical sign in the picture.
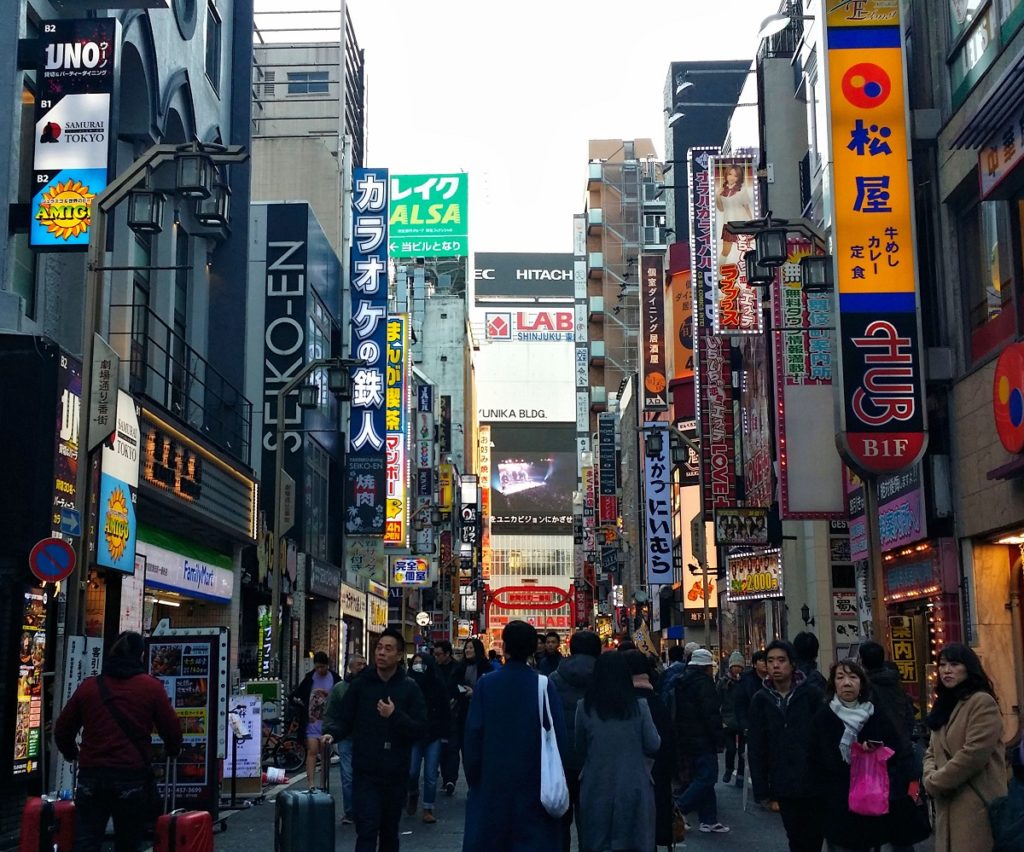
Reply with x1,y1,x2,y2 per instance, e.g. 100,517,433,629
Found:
346,168,389,535
32,18,118,249
824,1,927,475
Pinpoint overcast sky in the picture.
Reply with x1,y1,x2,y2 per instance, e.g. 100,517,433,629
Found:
276,1,781,253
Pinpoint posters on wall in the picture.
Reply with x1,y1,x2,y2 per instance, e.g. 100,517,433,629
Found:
13,591,46,776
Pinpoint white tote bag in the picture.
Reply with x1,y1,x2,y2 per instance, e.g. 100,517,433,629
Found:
537,674,570,818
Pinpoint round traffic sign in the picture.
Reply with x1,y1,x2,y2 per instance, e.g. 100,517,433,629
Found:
29,537,76,584
415,611,431,627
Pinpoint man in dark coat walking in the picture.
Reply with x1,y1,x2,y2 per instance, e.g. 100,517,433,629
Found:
537,630,564,675
733,649,767,736
462,620,568,852
747,639,826,852
550,629,601,851
322,628,426,852
431,640,461,794
673,648,730,834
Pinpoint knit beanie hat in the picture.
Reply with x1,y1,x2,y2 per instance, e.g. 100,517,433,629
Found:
728,650,745,668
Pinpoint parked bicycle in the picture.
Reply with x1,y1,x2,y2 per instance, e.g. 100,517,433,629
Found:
261,699,306,774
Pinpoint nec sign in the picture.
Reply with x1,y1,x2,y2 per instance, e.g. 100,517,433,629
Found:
474,252,574,299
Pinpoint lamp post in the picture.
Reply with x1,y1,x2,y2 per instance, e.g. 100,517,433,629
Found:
270,356,363,680
55,142,248,744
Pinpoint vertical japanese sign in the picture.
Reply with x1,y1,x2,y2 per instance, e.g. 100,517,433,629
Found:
709,154,760,334
643,423,672,585
388,173,468,257
52,352,81,541
479,425,492,580
31,18,117,249
96,391,140,572
888,615,917,683
597,413,617,525
384,316,409,546
413,385,435,553
13,591,46,776
825,1,926,475
640,254,669,410
347,167,389,535
690,148,737,514
669,245,694,382
737,335,773,507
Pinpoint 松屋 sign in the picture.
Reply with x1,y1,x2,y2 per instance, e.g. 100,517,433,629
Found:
825,1,927,475
31,18,118,249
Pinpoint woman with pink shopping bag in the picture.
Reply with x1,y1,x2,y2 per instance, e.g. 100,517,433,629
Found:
810,659,919,852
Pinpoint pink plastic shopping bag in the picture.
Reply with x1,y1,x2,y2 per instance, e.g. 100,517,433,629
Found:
848,741,895,816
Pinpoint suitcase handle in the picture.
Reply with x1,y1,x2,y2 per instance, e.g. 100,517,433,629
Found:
320,744,330,792
163,757,177,814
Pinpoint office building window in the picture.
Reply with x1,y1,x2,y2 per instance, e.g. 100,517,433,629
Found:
205,2,221,91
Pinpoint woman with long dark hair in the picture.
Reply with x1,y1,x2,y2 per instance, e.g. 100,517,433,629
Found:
453,637,494,789
809,659,914,851
922,643,1007,852
575,652,660,852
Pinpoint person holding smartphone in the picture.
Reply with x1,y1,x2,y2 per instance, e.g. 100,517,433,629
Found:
810,659,916,852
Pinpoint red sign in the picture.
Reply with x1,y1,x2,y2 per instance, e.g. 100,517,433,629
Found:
489,585,571,611
28,537,76,584
994,342,1024,453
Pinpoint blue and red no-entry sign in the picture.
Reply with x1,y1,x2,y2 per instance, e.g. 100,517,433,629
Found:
28,537,76,584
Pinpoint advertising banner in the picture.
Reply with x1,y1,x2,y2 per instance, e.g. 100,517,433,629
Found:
96,391,139,572
473,252,574,299
771,236,845,518
643,423,673,585
384,316,410,546
669,246,695,382
825,2,926,475
714,507,771,547
389,173,467,257
479,426,492,578
51,352,81,542
484,309,574,342
225,695,262,782
689,147,737,514
13,590,46,777
137,524,234,603
709,154,760,335
640,254,669,410
147,637,220,810
597,413,618,525
846,464,927,561
31,18,117,249
727,550,784,601
737,334,773,507
347,168,389,534
391,556,431,587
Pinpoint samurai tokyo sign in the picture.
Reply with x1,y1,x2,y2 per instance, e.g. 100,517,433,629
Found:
825,1,927,475
346,168,389,535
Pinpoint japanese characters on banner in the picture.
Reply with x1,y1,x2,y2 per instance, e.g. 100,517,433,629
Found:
979,101,1024,198
643,423,673,585
413,385,435,554
391,556,431,587
727,549,784,601
689,147,737,514
52,353,81,542
846,464,927,561
714,506,770,547
582,458,596,562
384,316,409,546
31,18,118,250
597,413,617,525
825,2,927,475
737,334,773,507
669,245,695,382
96,391,140,573
771,236,845,518
347,167,389,536
709,154,760,335
640,255,668,410
479,425,492,580
389,174,468,257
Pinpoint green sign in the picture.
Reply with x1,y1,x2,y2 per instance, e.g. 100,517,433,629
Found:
389,173,468,258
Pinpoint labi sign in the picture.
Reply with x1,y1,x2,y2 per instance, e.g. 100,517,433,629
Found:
31,19,118,250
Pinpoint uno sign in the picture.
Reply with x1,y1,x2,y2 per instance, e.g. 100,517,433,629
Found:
489,585,571,610
485,311,573,342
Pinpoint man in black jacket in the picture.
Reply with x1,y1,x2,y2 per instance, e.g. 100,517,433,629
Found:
431,640,461,794
549,629,601,851
733,649,767,737
747,639,825,852
673,648,730,834
322,628,426,851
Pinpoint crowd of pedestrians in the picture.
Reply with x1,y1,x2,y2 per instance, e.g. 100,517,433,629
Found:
244,623,1016,852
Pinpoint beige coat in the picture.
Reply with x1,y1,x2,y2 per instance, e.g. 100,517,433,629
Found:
923,691,1007,852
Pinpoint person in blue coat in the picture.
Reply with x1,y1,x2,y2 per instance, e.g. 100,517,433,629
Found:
462,620,569,852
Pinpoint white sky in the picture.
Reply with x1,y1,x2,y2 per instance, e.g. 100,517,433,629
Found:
275,0,781,253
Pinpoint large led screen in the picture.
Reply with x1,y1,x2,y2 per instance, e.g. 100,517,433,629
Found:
487,424,574,533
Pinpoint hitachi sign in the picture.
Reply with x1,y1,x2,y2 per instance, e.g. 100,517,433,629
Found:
475,268,572,280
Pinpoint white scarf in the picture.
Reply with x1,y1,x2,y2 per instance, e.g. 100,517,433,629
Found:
830,696,874,764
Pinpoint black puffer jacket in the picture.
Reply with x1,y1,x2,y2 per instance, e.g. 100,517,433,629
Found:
673,667,723,758
747,675,826,801
549,654,596,774
408,654,452,744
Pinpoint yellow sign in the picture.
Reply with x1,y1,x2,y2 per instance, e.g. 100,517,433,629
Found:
829,46,914,295
827,0,900,28
438,464,453,510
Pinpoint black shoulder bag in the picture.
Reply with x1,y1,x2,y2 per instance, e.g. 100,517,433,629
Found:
95,676,163,822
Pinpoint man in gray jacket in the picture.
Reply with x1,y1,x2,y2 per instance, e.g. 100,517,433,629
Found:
550,629,602,851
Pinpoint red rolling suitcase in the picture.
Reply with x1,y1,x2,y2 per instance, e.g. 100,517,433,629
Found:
153,758,214,852
19,797,76,852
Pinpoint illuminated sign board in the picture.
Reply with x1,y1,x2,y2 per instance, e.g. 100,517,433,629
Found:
484,310,574,342
825,0,927,475
389,173,467,258
727,550,784,601
384,316,409,546
31,18,117,249
709,154,761,334
96,391,140,573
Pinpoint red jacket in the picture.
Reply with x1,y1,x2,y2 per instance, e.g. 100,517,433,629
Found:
55,671,183,771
